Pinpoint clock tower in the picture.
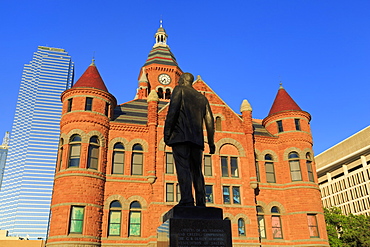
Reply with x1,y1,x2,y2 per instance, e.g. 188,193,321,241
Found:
136,22,183,100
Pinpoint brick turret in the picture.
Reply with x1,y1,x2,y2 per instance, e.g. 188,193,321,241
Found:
47,61,116,247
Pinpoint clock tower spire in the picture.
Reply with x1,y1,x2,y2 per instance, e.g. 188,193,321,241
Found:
136,22,183,100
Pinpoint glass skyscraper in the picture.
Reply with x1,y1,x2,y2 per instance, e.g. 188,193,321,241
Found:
0,46,74,239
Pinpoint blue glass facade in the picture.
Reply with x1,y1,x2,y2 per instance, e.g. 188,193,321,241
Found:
0,46,74,239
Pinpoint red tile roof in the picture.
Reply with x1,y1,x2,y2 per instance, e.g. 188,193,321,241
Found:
72,64,108,92
268,87,301,115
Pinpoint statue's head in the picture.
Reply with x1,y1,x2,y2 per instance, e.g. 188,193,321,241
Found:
178,73,194,87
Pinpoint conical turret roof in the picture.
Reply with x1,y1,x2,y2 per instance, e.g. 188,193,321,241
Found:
73,61,108,92
268,85,301,115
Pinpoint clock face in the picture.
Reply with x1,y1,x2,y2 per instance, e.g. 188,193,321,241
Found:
158,73,171,85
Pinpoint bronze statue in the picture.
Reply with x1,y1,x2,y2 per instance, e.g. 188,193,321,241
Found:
164,73,215,207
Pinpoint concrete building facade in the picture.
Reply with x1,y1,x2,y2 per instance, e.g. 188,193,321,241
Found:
316,125,370,216
46,25,328,247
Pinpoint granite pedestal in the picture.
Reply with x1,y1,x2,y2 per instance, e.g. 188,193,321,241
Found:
157,206,232,247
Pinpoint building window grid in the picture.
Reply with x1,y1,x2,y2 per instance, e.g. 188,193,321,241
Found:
319,167,370,215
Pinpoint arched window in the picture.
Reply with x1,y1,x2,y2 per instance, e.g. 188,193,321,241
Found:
129,201,141,237
68,134,81,168
238,218,246,236
157,88,164,99
87,136,100,170
306,153,314,182
289,152,302,181
112,143,125,174
215,116,222,131
108,201,122,236
271,206,283,239
265,154,276,183
165,89,171,99
257,206,266,239
132,144,143,175
58,139,64,171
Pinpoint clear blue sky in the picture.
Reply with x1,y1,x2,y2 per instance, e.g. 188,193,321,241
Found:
0,0,369,155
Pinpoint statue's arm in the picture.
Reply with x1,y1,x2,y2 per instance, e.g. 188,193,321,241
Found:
164,87,182,144
204,100,215,154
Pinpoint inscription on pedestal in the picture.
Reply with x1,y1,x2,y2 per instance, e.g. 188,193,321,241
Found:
170,218,231,247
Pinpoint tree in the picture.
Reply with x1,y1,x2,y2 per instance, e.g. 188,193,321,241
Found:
324,207,370,247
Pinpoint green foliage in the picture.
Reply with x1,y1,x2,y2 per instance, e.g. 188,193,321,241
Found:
324,207,370,247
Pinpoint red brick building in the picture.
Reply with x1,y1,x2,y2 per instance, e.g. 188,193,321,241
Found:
46,25,329,247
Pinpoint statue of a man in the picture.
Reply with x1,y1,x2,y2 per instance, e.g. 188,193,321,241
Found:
164,73,215,207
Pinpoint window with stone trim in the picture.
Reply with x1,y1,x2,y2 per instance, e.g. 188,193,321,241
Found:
277,120,284,133
271,206,283,239
238,218,246,236
204,155,212,176
166,183,175,202
221,156,239,177
112,143,125,174
215,116,222,131
295,118,301,131
105,102,110,116
58,139,64,171
131,144,143,175
222,186,241,204
289,152,302,181
307,214,319,238
166,183,181,202
205,185,213,203
67,98,73,112
68,134,81,168
108,201,122,236
85,97,93,111
166,152,174,174
69,206,84,234
257,206,266,239
255,161,260,182
129,201,142,237
265,154,276,183
87,136,99,170
306,153,314,182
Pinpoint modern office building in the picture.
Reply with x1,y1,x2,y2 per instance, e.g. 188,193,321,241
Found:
0,46,74,239
316,125,370,216
0,132,10,189
47,25,329,247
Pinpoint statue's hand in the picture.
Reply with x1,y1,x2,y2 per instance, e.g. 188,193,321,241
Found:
209,143,215,154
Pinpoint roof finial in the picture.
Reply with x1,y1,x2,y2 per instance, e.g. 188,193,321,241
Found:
279,82,284,89
90,51,96,66
160,18,163,27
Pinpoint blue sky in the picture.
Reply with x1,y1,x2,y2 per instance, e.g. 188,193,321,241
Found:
0,0,369,154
